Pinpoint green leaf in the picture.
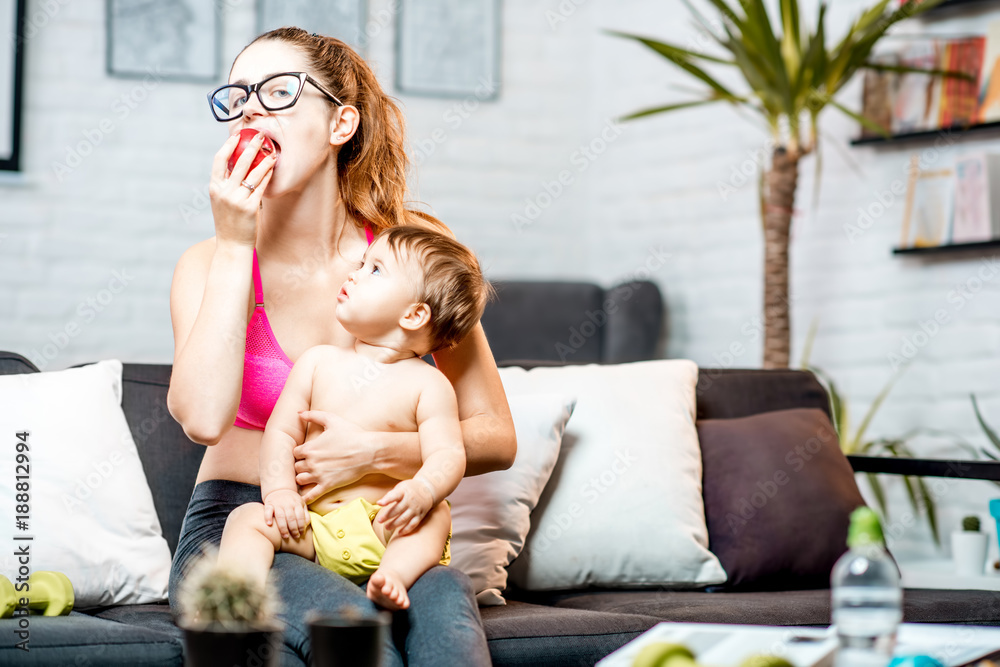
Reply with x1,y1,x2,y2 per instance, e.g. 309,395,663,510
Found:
850,368,903,453
618,97,735,121
861,61,975,82
915,476,940,546
972,394,1000,452
866,473,889,519
799,316,820,369
603,30,737,66
827,96,891,140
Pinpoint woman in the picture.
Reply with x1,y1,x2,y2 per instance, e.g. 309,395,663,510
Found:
165,27,515,666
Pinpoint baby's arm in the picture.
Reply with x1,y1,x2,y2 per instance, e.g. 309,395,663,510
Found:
376,371,466,536
259,346,321,539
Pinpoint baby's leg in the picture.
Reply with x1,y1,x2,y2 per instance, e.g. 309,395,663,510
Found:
217,502,317,589
367,500,451,611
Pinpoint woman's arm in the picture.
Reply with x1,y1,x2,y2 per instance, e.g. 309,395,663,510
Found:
166,240,254,445
295,323,516,502
166,134,276,445
426,323,516,475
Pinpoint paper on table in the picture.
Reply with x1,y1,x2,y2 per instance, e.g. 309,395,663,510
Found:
896,623,1000,667
598,623,1000,667
596,623,837,667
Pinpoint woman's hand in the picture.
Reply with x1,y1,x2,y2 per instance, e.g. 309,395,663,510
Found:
294,410,378,504
209,132,277,247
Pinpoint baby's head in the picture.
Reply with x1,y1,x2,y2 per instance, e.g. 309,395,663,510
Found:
336,226,494,355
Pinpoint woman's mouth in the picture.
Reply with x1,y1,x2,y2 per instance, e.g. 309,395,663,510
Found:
337,286,348,301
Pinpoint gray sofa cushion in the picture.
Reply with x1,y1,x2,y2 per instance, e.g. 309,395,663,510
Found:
481,280,663,364
0,613,182,666
481,600,662,666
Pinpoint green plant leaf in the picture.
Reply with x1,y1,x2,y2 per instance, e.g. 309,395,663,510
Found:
799,316,820,369
849,367,905,453
618,97,736,121
827,96,891,139
866,472,889,519
972,394,1000,452
915,476,940,546
861,62,975,82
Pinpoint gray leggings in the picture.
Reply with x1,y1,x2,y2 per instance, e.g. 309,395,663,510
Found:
168,480,491,666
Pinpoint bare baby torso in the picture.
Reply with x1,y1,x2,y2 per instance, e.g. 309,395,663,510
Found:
302,346,429,515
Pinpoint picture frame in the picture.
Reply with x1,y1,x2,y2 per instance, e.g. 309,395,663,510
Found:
1,0,26,172
396,0,501,99
256,0,368,54
106,0,220,82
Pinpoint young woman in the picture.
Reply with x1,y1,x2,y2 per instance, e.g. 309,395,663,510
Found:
165,27,515,666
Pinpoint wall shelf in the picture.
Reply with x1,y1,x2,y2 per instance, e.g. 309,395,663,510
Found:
892,239,1000,255
850,120,1000,146
921,0,1000,16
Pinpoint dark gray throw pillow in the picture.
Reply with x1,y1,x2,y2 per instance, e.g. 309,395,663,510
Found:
697,408,866,591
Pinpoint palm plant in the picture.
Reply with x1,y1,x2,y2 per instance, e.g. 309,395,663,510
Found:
610,0,954,368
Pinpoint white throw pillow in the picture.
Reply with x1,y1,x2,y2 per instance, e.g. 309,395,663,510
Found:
0,360,172,608
500,360,727,590
449,393,576,606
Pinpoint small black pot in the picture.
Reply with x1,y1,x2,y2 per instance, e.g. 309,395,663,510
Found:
308,611,391,667
182,623,283,667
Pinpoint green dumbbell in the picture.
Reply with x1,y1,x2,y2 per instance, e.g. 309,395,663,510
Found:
0,572,74,617
0,575,15,618
632,642,697,667
26,572,74,616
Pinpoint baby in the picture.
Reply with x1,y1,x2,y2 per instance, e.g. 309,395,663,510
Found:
217,225,493,610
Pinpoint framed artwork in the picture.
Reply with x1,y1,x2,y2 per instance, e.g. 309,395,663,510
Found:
1,0,26,172
106,0,220,82
396,0,501,99
257,0,368,53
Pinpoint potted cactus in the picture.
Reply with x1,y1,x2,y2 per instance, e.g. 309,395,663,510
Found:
952,515,988,577
175,550,283,667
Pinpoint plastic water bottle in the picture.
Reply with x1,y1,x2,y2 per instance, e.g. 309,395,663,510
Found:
831,507,903,667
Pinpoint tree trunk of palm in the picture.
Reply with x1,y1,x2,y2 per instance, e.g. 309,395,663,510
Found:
762,147,799,369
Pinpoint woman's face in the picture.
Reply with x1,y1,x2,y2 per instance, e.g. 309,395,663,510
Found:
228,40,340,197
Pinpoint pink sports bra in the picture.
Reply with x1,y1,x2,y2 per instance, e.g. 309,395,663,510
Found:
233,224,375,431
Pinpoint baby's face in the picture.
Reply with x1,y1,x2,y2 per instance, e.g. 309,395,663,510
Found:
336,238,424,340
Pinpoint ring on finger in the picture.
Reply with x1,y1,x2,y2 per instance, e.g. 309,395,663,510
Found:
240,179,255,193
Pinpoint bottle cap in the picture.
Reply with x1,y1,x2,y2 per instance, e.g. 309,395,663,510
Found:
847,506,885,548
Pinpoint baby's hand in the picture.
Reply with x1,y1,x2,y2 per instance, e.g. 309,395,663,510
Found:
376,479,435,537
263,489,309,540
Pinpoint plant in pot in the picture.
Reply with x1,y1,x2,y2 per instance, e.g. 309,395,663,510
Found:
952,515,988,577
609,0,962,368
175,550,283,667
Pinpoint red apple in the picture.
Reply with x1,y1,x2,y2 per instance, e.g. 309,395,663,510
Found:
227,128,279,174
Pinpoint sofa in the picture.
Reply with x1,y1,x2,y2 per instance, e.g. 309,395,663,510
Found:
2,280,998,667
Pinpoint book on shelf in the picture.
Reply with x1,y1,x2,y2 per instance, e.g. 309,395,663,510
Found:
892,40,943,133
952,153,1000,243
860,54,897,138
938,36,985,127
859,30,995,137
978,20,1000,122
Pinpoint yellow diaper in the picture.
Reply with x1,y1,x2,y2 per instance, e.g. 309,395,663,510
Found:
309,497,451,585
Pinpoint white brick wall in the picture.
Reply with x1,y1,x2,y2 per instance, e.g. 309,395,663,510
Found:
4,0,1000,561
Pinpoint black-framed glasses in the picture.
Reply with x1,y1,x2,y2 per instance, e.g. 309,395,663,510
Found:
207,72,343,122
